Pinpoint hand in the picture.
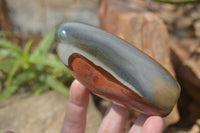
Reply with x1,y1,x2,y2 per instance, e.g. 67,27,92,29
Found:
61,80,164,133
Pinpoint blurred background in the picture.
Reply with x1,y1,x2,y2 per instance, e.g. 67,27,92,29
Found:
0,0,200,132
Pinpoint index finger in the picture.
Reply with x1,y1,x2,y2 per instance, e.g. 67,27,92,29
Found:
61,80,89,133
128,114,164,133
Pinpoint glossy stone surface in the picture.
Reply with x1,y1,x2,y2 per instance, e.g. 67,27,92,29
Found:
55,22,181,117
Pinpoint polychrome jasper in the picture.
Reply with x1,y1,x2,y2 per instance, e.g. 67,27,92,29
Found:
55,22,181,117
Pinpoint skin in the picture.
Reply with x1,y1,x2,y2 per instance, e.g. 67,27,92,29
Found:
61,80,164,133
4,80,164,133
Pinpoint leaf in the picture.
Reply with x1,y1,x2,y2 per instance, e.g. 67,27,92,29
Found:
0,49,10,60
31,83,49,95
51,66,72,77
0,31,12,37
32,28,56,57
31,56,72,78
45,75,69,96
34,85,49,95
0,27,72,99
30,55,67,70
0,71,35,101
0,39,23,55
0,59,17,69
6,60,23,86
24,39,34,58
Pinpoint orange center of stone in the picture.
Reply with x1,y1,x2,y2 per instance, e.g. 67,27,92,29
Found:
67,53,162,116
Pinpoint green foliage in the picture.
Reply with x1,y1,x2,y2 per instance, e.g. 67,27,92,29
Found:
0,28,73,101
153,0,199,4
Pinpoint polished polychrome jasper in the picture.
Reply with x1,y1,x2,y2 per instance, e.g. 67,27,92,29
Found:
55,22,181,117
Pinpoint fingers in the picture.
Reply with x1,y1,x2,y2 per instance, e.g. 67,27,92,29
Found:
3,131,15,133
128,114,164,133
128,114,148,133
61,79,164,133
61,80,89,133
141,115,164,133
98,102,127,133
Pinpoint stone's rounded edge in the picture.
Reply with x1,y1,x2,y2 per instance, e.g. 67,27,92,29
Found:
152,79,181,116
55,22,146,98
55,23,69,43
67,53,166,116
55,23,77,66
55,22,181,117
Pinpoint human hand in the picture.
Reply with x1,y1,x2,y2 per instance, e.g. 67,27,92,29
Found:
61,80,164,133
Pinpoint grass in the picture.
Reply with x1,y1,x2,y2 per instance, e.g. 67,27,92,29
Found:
0,28,73,101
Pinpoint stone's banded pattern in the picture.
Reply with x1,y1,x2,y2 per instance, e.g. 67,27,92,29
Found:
55,22,181,117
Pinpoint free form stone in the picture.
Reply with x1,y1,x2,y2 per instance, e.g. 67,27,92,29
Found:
56,22,181,117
